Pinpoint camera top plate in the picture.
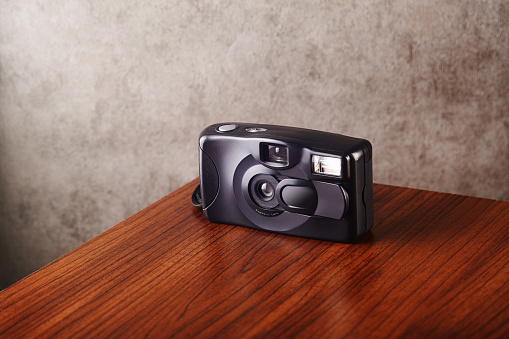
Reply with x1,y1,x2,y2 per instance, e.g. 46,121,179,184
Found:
203,123,371,163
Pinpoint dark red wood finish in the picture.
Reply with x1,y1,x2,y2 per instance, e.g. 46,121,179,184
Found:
1,179,508,338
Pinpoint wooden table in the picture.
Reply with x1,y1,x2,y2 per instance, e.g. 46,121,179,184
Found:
1,179,508,338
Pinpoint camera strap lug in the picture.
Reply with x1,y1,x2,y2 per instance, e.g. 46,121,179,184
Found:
191,185,203,208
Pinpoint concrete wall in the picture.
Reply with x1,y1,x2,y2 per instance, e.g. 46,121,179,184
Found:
1,1,508,289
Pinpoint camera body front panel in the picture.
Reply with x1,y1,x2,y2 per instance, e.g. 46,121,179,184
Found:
198,123,373,243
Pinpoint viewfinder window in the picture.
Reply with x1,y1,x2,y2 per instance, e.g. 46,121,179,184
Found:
261,144,289,166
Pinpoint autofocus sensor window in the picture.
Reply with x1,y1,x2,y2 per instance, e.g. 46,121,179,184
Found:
261,143,289,166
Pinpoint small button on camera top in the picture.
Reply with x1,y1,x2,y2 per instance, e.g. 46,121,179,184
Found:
245,127,267,133
216,124,238,132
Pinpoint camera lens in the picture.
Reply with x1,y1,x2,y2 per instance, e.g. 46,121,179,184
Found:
248,174,280,209
257,181,275,201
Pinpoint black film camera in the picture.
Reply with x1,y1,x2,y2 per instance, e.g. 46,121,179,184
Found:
193,123,374,243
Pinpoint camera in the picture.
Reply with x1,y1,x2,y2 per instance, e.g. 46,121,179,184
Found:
193,123,374,243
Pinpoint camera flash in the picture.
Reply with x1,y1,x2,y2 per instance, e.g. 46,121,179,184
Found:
312,155,342,177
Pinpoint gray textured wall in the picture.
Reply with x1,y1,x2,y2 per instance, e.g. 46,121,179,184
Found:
1,1,508,289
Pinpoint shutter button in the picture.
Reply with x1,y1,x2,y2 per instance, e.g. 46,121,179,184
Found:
216,124,238,132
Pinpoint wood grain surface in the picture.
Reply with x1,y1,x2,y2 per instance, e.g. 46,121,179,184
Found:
1,179,508,338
